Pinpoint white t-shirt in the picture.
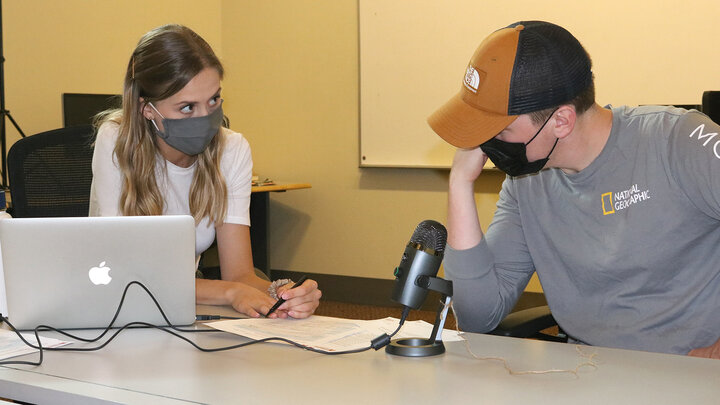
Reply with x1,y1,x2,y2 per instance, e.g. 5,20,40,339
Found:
89,122,253,257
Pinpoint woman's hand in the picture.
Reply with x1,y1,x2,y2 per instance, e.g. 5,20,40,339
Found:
273,278,322,319
225,282,278,318
212,224,321,318
216,278,321,319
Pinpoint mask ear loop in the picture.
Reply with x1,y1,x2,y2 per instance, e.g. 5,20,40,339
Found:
544,136,560,159
149,118,161,133
525,107,559,146
147,102,165,134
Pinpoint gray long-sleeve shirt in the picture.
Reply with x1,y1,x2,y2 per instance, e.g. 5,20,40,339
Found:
445,105,720,355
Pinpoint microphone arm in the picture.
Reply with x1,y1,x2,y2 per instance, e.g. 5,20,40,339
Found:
416,274,453,343
416,275,453,297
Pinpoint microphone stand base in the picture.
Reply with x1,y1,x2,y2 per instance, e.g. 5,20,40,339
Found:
385,338,445,357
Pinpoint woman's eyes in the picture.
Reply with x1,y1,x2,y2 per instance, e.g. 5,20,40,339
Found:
179,97,220,114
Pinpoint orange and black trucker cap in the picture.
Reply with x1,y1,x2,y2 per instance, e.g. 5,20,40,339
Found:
428,21,593,148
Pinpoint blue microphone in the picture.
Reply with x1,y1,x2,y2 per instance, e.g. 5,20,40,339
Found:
391,220,447,310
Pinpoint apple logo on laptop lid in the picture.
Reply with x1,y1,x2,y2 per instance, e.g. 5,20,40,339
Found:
88,261,112,285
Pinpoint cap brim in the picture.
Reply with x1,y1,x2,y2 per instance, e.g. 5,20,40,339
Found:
428,93,517,148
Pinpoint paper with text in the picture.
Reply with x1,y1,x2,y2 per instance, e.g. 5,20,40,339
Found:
0,329,71,360
208,316,462,351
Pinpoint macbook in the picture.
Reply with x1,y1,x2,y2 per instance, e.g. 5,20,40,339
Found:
0,215,196,330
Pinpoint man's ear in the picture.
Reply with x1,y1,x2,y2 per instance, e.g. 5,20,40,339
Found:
552,105,576,139
139,97,155,121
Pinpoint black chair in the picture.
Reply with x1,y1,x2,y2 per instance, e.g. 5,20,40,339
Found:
702,91,720,125
7,125,95,218
489,304,567,342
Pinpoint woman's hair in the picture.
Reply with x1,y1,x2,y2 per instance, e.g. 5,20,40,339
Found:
94,24,227,226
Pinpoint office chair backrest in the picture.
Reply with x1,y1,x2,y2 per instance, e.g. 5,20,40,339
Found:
7,125,95,218
702,91,720,125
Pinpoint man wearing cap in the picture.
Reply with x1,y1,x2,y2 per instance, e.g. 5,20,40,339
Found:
429,21,720,358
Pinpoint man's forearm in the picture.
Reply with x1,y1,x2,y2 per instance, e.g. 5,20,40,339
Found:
447,176,484,249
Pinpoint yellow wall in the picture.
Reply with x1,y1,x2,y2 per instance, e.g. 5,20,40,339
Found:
219,0,717,295
4,0,222,141
219,1,521,287
4,0,565,293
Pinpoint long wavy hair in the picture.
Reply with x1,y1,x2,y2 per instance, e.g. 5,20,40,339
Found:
95,24,227,226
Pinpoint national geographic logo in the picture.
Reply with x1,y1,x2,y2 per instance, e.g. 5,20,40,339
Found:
602,184,651,215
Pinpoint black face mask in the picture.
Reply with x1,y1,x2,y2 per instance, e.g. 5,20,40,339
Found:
480,109,559,177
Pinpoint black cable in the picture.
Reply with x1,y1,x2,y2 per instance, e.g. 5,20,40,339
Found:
0,321,44,366
195,315,242,321
12,281,180,345
0,281,407,366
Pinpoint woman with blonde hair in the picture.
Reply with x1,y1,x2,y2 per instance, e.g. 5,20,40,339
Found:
91,24,320,318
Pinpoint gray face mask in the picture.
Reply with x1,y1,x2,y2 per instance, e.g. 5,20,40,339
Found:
148,101,224,156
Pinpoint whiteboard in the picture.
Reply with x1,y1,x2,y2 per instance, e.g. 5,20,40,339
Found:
359,0,720,168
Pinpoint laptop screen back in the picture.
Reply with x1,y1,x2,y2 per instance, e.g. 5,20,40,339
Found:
0,215,196,330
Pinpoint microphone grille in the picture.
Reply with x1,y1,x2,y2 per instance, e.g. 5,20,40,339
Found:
410,220,448,254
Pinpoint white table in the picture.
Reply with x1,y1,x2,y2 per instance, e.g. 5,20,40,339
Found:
1,305,719,404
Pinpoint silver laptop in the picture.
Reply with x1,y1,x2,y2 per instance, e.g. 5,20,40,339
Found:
0,215,196,330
